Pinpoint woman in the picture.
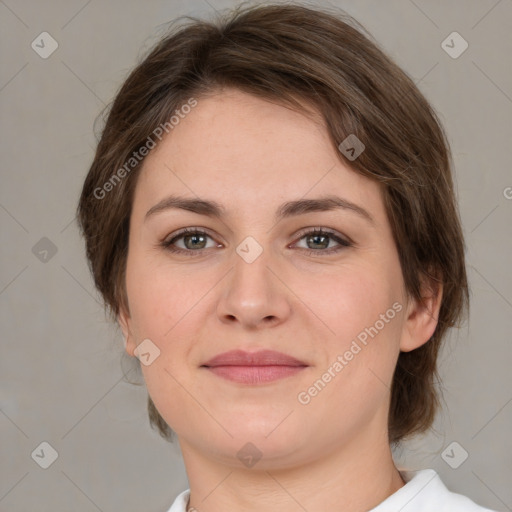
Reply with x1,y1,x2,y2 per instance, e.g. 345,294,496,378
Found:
76,3,498,511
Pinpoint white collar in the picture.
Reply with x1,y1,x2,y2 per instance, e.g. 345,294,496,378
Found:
166,469,496,512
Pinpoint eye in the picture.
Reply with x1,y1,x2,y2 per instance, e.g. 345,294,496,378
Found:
161,227,220,256
291,227,352,256
160,226,352,257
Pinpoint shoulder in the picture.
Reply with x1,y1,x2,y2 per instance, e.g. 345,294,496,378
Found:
167,470,499,512
370,468,499,512
165,488,190,512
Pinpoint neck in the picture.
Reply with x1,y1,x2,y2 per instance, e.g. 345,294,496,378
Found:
180,422,405,512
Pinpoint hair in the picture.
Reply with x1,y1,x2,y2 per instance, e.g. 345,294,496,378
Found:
76,2,469,446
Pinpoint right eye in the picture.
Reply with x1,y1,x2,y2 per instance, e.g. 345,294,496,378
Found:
161,228,222,256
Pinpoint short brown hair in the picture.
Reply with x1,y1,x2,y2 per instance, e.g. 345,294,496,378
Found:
76,2,469,446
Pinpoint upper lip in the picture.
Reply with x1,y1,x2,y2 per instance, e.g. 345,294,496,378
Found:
202,349,308,367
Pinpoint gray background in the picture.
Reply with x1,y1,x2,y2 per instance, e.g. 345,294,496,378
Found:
1,0,511,511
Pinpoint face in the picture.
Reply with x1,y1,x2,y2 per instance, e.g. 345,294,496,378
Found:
119,88,437,468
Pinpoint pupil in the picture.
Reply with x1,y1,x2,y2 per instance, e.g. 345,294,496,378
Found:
309,234,328,249
185,234,206,249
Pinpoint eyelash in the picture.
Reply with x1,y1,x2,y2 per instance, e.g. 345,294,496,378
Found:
160,227,352,257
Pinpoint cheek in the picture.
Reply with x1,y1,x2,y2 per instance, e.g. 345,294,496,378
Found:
126,258,197,426
298,275,403,429
125,252,195,337
294,262,399,338
298,263,403,386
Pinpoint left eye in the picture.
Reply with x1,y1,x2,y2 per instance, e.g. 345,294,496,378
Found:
293,228,351,252
161,227,351,256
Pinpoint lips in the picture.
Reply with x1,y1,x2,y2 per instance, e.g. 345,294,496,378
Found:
201,349,307,367
201,349,308,385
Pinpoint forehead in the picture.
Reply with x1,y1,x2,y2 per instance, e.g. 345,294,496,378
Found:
133,89,383,223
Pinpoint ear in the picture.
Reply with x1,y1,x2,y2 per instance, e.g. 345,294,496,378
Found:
400,272,443,352
118,305,137,357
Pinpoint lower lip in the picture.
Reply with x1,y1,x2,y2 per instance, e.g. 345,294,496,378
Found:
203,365,306,384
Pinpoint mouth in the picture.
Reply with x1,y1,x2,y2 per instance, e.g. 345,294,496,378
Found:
200,349,309,385
201,364,307,384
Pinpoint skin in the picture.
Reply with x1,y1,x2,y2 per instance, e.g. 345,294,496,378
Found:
119,88,442,512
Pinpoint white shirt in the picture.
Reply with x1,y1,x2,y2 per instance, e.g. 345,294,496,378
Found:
165,469,498,512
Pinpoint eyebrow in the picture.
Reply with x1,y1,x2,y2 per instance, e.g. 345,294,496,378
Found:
144,194,375,225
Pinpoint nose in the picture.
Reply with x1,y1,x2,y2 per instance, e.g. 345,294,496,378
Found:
216,244,292,330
